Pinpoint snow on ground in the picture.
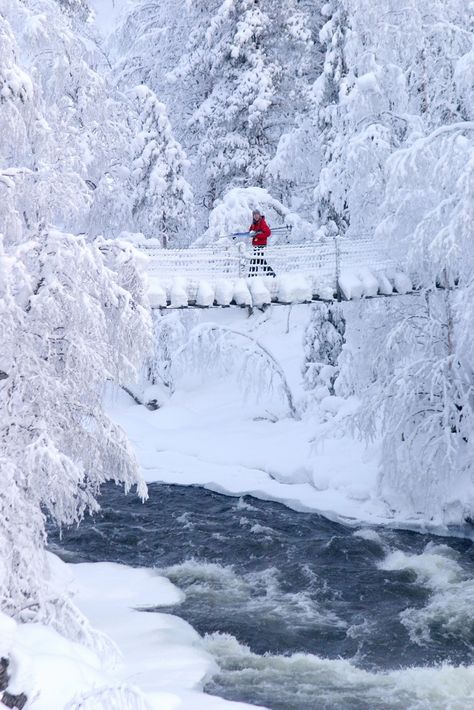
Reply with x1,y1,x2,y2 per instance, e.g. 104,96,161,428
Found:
69,558,258,709
112,384,385,524
110,305,391,526
5,554,259,709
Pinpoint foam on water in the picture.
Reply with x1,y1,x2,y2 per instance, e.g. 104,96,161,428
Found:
379,543,474,647
204,632,474,710
379,543,464,589
160,559,346,632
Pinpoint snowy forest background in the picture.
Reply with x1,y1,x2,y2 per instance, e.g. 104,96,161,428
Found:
1,0,474,704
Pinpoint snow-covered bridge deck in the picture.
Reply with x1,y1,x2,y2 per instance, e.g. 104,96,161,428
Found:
137,238,413,309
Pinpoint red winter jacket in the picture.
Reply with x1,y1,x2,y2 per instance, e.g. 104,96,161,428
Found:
250,216,271,246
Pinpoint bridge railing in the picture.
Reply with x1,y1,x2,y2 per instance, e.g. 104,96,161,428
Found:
135,237,398,284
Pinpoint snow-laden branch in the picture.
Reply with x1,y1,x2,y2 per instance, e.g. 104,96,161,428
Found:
411,122,474,149
178,323,298,419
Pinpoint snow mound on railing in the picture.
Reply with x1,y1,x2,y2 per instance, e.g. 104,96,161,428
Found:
147,267,413,308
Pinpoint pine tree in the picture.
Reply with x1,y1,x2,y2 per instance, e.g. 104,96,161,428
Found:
183,0,279,204
311,0,350,233
131,85,193,247
312,0,412,238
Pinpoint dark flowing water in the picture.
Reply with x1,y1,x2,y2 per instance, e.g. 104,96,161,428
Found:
50,483,474,709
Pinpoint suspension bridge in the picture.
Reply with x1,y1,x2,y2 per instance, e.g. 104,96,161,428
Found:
136,236,413,309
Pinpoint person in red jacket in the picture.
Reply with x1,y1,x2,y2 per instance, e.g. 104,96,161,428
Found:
248,209,275,277
250,210,271,246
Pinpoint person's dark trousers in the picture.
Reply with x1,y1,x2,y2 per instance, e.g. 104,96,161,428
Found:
248,246,276,277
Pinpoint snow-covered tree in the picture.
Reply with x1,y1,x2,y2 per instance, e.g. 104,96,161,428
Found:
131,85,193,247
311,0,350,233
0,230,151,620
303,303,345,399
312,0,416,238
351,289,474,523
172,0,279,204
113,0,326,229
147,311,187,395
348,85,474,523
1,0,138,239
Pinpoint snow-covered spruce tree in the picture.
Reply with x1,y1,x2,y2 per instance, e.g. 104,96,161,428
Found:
113,0,326,229
0,229,151,622
182,0,280,204
302,303,345,399
311,0,350,233
261,0,323,214
131,85,193,247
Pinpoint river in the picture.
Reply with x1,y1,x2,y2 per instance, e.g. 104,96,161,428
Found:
50,483,474,709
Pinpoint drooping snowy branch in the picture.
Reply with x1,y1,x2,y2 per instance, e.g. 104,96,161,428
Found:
178,323,298,418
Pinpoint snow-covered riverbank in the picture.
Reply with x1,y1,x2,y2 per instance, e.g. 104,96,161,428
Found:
111,381,386,526
4,554,258,709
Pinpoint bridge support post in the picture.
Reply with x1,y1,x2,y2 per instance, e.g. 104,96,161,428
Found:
237,241,248,279
333,234,342,302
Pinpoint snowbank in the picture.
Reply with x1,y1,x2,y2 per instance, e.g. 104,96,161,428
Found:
3,556,257,710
